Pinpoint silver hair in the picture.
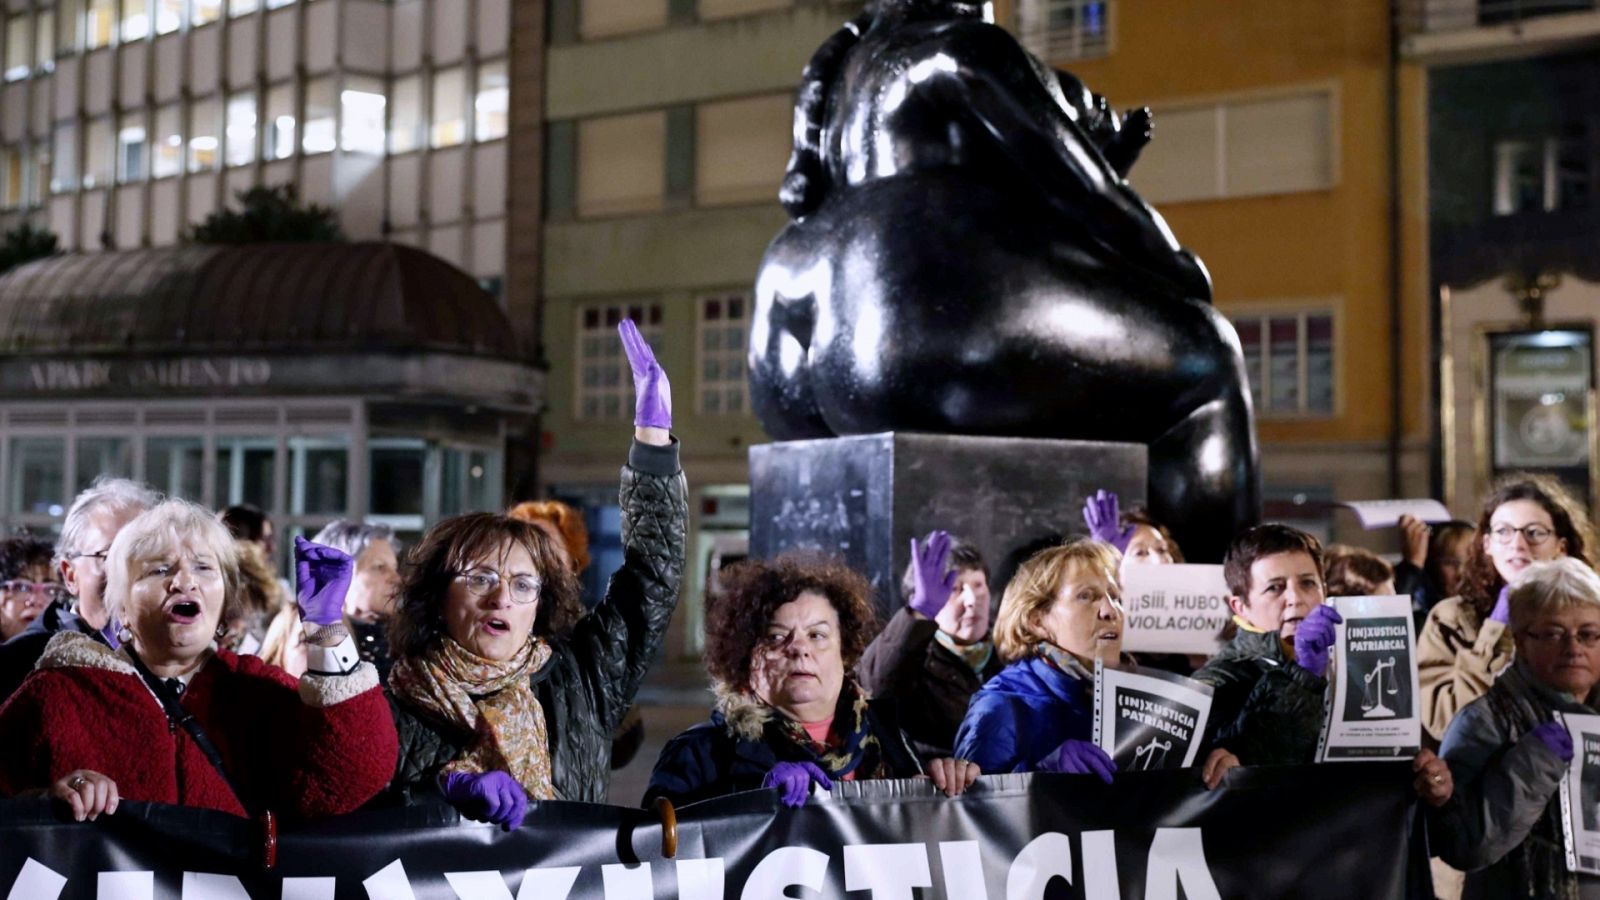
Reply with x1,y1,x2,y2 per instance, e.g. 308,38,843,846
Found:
1509,557,1600,635
310,520,396,559
54,477,164,568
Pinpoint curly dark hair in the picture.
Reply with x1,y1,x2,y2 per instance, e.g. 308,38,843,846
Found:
0,534,55,581
1459,474,1592,617
705,554,880,691
388,512,584,660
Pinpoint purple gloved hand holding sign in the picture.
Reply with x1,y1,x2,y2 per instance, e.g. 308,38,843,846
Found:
441,770,529,830
763,761,832,807
1293,605,1343,679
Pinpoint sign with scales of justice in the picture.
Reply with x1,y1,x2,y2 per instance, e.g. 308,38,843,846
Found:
1093,660,1214,772
1316,595,1422,762
1361,657,1399,719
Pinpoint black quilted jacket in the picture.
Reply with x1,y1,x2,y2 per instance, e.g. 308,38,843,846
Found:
386,439,688,804
1192,626,1328,766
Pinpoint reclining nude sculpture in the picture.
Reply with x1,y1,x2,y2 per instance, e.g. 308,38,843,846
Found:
750,0,1260,561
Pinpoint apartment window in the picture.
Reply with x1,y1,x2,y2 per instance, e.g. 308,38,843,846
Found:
117,114,147,182
1016,0,1109,62
430,66,466,148
579,0,666,40
50,122,77,192
120,0,150,42
302,78,335,154
340,78,387,154
84,0,115,49
576,303,663,421
264,83,294,160
695,93,790,207
83,117,113,189
225,91,256,167
152,103,182,177
1232,310,1335,417
0,145,23,208
576,110,666,217
1132,89,1335,204
474,60,508,142
34,11,52,72
697,293,749,416
192,0,223,26
155,0,182,34
1492,130,1590,215
188,97,220,172
4,14,29,82
390,74,421,154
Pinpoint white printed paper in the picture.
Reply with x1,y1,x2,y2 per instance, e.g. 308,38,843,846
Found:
1557,712,1600,875
1340,499,1453,530
1093,661,1214,771
1316,595,1422,762
1120,564,1230,656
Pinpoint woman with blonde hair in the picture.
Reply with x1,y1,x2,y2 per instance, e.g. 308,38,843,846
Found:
954,539,1238,786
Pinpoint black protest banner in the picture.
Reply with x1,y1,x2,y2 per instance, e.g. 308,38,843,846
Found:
1,764,1428,899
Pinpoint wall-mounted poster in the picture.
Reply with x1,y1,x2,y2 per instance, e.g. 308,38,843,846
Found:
1490,329,1593,477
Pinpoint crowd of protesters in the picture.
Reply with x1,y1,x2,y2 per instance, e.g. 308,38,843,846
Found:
0,321,1596,899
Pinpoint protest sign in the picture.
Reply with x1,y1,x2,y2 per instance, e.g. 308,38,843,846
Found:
1094,660,1215,771
1339,499,1453,530
1120,563,1230,655
1317,594,1422,762
1557,712,1600,875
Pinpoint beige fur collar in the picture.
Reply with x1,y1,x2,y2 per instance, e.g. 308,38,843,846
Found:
713,681,773,742
37,631,138,677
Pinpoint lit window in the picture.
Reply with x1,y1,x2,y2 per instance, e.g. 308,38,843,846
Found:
1492,130,1590,216
340,79,386,154
390,74,421,154
83,117,113,189
121,0,150,42
188,97,220,172
264,83,295,160
302,78,335,154
192,0,223,26
576,303,663,421
430,67,466,148
4,15,30,81
34,11,52,72
695,93,790,206
225,90,256,167
152,103,182,177
474,60,508,142
1015,0,1110,62
576,110,666,217
265,0,293,9
1230,310,1336,417
155,0,183,34
229,0,259,17
117,114,147,182
697,293,750,416
84,0,115,49
50,122,77,192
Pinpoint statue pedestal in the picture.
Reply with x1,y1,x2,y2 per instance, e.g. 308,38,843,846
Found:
749,433,1147,615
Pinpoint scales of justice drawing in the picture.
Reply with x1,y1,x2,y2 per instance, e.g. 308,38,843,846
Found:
1133,737,1173,771
1361,657,1399,719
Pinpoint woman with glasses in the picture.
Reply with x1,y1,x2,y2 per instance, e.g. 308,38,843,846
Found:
1419,475,1593,744
1430,557,1600,897
0,535,63,642
384,320,687,826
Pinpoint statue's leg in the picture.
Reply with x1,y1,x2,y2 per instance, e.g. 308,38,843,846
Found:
1147,386,1261,563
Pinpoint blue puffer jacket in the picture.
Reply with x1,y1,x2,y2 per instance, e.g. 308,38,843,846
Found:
953,655,1093,774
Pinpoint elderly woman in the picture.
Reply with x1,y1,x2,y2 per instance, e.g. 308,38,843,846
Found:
647,555,977,808
385,320,686,827
954,539,1238,787
0,500,396,821
1420,475,1593,743
1431,557,1600,897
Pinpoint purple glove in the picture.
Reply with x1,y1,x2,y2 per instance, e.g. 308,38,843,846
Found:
1527,721,1575,763
908,531,957,620
1040,740,1116,784
441,770,528,830
99,617,122,650
1293,605,1344,679
619,319,671,430
294,536,353,626
762,761,832,807
1083,490,1134,553
1489,585,1513,625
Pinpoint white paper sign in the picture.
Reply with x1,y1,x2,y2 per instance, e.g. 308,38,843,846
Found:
1339,499,1454,530
1093,661,1214,771
1120,564,1230,655
1315,595,1422,762
1557,712,1600,875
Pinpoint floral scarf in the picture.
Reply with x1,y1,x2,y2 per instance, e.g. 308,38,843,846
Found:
768,678,887,780
390,636,557,800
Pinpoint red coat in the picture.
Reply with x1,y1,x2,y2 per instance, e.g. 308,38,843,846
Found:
0,633,397,821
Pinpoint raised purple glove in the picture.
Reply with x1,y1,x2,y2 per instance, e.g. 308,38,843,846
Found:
1083,490,1134,554
1527,721,1575,763
908,531,957,620
441,770,528,830
1292,605,1343,679
762,761,832,807
619,319,671,431
294,536,353,626
1040,739,1116,784
1489,585,1513,625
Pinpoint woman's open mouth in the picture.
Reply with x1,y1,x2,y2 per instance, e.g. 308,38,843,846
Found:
481,617,511,636
166,599,202,623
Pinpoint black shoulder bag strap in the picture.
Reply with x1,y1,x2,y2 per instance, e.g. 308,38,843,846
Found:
126,649,249,809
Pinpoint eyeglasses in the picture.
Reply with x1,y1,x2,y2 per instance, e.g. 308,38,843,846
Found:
1522,627,1600,648
1,580,67,602
72,550,110,566
1490,524,1556,546
454,568,541,605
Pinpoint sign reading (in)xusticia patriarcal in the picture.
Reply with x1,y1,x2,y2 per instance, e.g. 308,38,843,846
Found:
1558,713,1600,875
1094,660,1215,771
1317,595,1422,762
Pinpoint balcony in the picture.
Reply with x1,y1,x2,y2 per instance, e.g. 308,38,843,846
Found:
1398,0,1600,63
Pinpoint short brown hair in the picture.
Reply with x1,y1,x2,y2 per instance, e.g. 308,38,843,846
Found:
388,512,583,660
1461,474,1592,616
704,555,878,691
993,539,1120,662
1323,544,1394,598
1223,524,1325,600
506,500,591,575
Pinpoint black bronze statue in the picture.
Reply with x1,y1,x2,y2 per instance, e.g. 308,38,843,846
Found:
749,0,1260,562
